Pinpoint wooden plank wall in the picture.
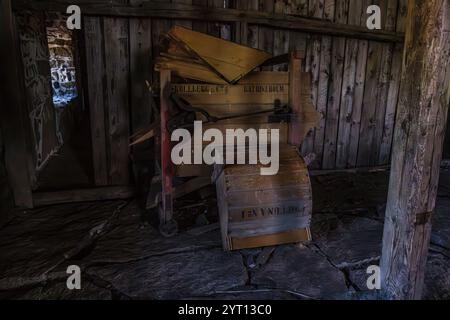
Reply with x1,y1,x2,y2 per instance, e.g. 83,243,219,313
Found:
16,11,60,185
80,0,407,175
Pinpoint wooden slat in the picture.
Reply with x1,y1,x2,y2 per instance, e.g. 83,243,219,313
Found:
312,0,332,169
151,0,173,82
0,0,33,208
192,0,208,33
172,83,288,105
226,186,311,207
16,11,59,173
371,0,396,164
322,0,348,169
302,1,322,157
229,228,310,250
381,0,450,299
103,16,130,185
336,0,363,168
33,186,135,207
357,0,386,167
207,0,222,37
172,0,193,29
168,25,272,83
13,0,405,43
84,17,108,186
228,215,311,238
129,17,153,135
247,0,260,49
347,0,370,168
379,0,406,164
234,0,249,45
273,1,290,72
259,0,275,71
156,57,228,84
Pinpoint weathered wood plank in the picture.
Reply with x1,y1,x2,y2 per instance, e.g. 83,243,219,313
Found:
357,0,386,167
259,0,275,71
289,51,303,146
207,0,222,37
336,0,364,168
33,186,135,207
234,0,248,44
247,0,260,49
312,0,333,169
273,0,290,72
371,0,396,164
13,1,404,42
84,17,108,186
16,11,59,174
103,16,130,185
381,0,450,300
302,1,322,158
379,0,406,164
129,17,153,135
151,0,173,82
347,0,370,168
172,0,193,29
323,0,347,169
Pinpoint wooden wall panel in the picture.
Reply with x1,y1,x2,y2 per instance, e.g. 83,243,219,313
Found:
322,0,347,169
247,1,260,49
16,11,59,177
345,0,369,168
84,17,108,186
259,0,275,71
77,0,405,173
378,0,407,164
103,17,130,185
335,0,364,168
129,17,153,133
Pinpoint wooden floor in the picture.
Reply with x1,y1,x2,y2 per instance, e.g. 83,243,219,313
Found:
0,171,449,300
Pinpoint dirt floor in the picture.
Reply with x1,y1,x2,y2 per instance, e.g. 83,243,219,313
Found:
0,171,449,300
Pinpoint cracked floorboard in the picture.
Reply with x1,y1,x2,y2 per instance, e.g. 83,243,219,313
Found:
1,171,450,299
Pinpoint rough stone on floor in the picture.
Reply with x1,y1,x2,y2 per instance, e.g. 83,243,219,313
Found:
84,202,222,264
88,248,248,299
13,279,112,300
313,216,383,268
0,201,125,280
423,253,450,300
251,245,348,299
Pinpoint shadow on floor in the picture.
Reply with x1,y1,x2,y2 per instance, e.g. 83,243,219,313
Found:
0,171,449,300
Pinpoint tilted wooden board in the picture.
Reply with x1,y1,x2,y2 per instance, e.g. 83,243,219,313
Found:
168,25,272,83
156,57,227,84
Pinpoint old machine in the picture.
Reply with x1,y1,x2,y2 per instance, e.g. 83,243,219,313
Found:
133,26,320,250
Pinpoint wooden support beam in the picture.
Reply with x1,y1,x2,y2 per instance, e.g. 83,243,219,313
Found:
12,0,404,43
0,0,33,208
33,186,135,207
380,0,450,300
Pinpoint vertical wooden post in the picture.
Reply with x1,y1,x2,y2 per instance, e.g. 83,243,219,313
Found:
289,50,303,147
159,69,174,227
0,0,33,208
380,0,450,300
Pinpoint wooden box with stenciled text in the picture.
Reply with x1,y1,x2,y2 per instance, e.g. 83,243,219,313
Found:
213,145,312,251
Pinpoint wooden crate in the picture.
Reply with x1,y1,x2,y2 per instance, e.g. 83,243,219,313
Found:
214,145,312,251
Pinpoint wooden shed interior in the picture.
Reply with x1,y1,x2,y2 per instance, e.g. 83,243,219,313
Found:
0,0,449,300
